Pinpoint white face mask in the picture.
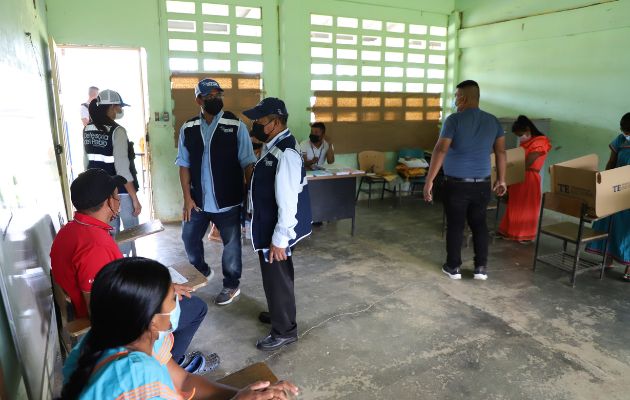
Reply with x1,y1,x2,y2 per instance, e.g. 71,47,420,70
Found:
450,98,457,112
153,298,181,354
115,109,124,120
623,133,630,141
519,134,532,143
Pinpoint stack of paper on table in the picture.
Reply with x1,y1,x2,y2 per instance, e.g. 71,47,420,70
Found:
307,170,333,177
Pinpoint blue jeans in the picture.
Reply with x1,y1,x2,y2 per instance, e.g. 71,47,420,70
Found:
181,206,243,289
110,193,139,256
172,296,208,361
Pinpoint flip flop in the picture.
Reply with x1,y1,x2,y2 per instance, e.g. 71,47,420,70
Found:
622,273,630,282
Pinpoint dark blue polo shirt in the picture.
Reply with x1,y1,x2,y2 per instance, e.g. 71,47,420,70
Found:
440,108,504,179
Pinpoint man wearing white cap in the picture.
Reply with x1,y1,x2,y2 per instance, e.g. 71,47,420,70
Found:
176,78,257,306
83,89,141,256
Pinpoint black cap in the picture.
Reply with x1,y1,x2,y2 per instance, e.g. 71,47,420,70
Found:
70,169,127,210
243,97,288,120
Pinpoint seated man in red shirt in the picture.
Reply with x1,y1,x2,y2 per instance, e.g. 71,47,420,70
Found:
50,168,219,374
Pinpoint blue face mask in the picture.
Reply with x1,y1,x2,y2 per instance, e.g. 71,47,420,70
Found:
623,133,630,141
152,297,181,354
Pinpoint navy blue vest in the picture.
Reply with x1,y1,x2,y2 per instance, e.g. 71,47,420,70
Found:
83,124,137,193
251,131,312,250
181,112,243,209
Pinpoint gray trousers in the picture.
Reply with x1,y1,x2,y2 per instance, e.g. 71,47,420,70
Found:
110,193,139,256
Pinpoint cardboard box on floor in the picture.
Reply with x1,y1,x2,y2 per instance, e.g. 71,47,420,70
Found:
491,146,526,186
549,154,630,218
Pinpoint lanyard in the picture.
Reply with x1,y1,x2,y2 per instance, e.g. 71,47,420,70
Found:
310,142,323,160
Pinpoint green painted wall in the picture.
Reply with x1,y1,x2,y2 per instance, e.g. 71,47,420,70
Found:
46,0,180,220
46,0,453,220
0,0,56,397
454,0,630,188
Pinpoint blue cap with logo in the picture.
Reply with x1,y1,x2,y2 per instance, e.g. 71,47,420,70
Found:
243,97,288,120
194,78,224,97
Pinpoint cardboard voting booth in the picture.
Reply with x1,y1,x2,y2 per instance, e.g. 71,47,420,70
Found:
549,154,630,218
491,146,526,186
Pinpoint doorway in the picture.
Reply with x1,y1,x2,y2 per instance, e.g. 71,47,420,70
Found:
55,46,153,221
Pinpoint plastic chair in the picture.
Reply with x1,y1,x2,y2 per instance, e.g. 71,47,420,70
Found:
398,148,424,159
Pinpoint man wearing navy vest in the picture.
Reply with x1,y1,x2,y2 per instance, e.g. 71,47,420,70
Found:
176,79,256,306
243,98,312,351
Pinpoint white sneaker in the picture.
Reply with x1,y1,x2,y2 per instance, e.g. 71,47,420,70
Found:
442,265,462,280
473,267,488,280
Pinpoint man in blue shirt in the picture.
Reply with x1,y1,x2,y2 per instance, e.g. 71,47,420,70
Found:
176,78,257,305
424,80,507,280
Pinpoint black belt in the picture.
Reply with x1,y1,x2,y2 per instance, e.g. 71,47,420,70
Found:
444,176,491,183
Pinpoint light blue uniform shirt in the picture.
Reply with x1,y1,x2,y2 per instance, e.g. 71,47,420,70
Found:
176,111,257,213
440,108,504,179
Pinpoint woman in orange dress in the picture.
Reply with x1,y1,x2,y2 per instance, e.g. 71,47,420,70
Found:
498,115,552,242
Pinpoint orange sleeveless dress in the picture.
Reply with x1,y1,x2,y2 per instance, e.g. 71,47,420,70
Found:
498,136,552,241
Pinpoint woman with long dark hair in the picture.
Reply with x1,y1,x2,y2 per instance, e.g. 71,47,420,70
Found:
84,90,141,256
587,113,630,281
498,115,552,242
61,257,298,399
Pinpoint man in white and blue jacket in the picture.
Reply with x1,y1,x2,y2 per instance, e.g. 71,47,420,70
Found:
243,98,312,351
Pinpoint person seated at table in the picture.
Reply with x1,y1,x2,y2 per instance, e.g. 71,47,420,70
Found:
300,122,335,170
50,168,218,374
586,112,630,281
497,115,551,242
61,257,299,399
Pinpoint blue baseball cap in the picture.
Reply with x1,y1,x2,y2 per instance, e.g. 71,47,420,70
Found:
243,97,289,120
194,78,224,97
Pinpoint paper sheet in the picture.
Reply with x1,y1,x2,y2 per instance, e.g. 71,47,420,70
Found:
168,267,189,284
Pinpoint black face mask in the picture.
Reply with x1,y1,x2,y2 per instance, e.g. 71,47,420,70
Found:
203,98,223,115
252,142,263,150
251,122,270,142
309,134,321,144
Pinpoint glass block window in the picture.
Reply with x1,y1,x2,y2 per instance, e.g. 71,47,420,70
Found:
165,1,264,74
309,14,447,96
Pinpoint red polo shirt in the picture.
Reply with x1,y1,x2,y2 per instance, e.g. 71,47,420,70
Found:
50,212,123,318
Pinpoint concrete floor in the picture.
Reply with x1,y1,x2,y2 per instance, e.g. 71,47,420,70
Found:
137,199,630,400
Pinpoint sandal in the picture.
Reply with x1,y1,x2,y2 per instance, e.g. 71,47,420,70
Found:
183,351,221,374
623,273,630,282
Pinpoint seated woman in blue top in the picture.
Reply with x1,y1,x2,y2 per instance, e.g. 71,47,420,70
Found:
61,257,298,400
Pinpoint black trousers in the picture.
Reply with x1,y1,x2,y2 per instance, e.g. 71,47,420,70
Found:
258,251,297,339
443,180,491,269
